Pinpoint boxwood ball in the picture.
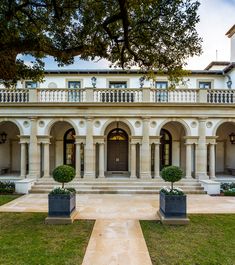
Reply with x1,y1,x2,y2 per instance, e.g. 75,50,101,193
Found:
161,166,183,183
52,165,75,184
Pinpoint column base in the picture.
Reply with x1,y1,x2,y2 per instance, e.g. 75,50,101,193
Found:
75,174,81,179
83,172,96,179
140,172,151,179
43,175,51,178
153,175,160,178
185,175,192,179
130,175,137,178
98,175,105,178
196,172,209,180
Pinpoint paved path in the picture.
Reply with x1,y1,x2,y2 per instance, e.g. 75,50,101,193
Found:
82,219,152,265
1,194,235,217
1,194,235,265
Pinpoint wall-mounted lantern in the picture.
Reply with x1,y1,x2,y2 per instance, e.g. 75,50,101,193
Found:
0,132,7,144
91,77,97,88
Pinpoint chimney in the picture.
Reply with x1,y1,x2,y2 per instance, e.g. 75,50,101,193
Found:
226,25,235,62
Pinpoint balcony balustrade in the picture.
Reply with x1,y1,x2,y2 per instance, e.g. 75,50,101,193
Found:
0,87,234,104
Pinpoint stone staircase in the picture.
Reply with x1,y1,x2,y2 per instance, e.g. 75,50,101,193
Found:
29,178,206,194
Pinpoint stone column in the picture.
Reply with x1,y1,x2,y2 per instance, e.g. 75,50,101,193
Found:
28,118,39,179
196,118,208,179
75,141,81,178
20,142,27,178
140,118,151,178
209,143,216,179
185,143,192,178
130,142,136,178
154,142,160,178
84,118,95,178
43,141,50,178
99,142,105,178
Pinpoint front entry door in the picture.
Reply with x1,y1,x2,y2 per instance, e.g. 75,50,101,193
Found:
107,129,128,171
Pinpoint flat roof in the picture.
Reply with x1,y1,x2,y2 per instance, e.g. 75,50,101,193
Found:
44,69,223,75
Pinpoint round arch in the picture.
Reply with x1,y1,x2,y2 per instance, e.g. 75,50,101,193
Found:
0,119,24,135
45,118,79,135
212,119,235,136
101,119,135,136
156,119,191,136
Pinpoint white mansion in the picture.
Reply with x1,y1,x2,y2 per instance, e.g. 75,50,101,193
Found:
1,26,235,192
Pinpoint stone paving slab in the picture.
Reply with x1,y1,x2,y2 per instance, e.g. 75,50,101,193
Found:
1,194,235,218
81,219,152,265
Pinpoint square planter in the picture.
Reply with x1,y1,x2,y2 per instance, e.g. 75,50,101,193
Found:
159,191,187,218
48,192,76,217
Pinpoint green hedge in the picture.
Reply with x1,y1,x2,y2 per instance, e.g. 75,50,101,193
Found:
0,181,15,194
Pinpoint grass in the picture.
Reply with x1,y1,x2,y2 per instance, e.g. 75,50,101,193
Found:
0,196,94,265
141,215,235,265
0,194,21,206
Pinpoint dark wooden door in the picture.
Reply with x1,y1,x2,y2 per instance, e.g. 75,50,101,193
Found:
107,129,128,171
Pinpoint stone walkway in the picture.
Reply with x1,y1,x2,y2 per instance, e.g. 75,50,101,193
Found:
1,194,235,265
82,219,152,265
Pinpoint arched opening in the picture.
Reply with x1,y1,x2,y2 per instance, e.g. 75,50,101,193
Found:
0,121,21,176
107,128,128,171
160,129,172,169
156,121,189,176
49,121,81,173
64,128,75,167
215,122,235,176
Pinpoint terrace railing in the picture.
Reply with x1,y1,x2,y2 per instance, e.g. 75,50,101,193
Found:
0,87,235,104
94,88,142,103
0,89,29,103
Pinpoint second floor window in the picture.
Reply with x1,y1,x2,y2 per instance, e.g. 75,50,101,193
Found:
199,82,211,89
155,81,168,89
109,81,127,89
68,81,81,89
25,81,37,88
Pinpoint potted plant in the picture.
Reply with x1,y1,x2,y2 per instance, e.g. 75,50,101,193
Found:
158,166,189,224
46,165,76,224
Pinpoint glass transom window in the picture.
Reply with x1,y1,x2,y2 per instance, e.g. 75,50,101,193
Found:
109,81,127,89
155,81,168,89
199,82,211,89
68,81,81,89
25,81,37,88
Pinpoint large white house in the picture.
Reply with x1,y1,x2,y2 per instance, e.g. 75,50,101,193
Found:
1,26,235,193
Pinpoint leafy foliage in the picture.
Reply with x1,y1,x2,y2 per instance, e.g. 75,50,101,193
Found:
0,181,15,194
52,165,75,188
49,187,75,195
161,166,183,190
160,187,184,195
0,0,202,85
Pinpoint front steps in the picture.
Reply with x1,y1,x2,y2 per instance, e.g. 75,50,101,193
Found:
29,178,206,194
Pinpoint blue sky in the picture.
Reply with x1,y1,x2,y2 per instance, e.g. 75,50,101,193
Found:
22,0,235,70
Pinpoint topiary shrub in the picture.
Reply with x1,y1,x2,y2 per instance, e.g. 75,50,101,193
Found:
161,166,183,191
52,165,75,188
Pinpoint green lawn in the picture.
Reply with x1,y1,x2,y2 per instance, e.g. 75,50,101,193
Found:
0,194,21,206
141,215,235,265
0,211,94,265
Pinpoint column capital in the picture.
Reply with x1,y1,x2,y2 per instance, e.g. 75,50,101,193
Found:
150,136,161,145
183,136,199,145
206,136,218,145
75,136,86,144
37,135,51,144
18,135,30,144
94,136,105,144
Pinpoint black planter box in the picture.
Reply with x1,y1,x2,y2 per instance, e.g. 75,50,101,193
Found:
48,192,76,217
159,191,187,218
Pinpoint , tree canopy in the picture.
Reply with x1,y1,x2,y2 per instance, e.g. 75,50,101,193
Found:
0,0,202,85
